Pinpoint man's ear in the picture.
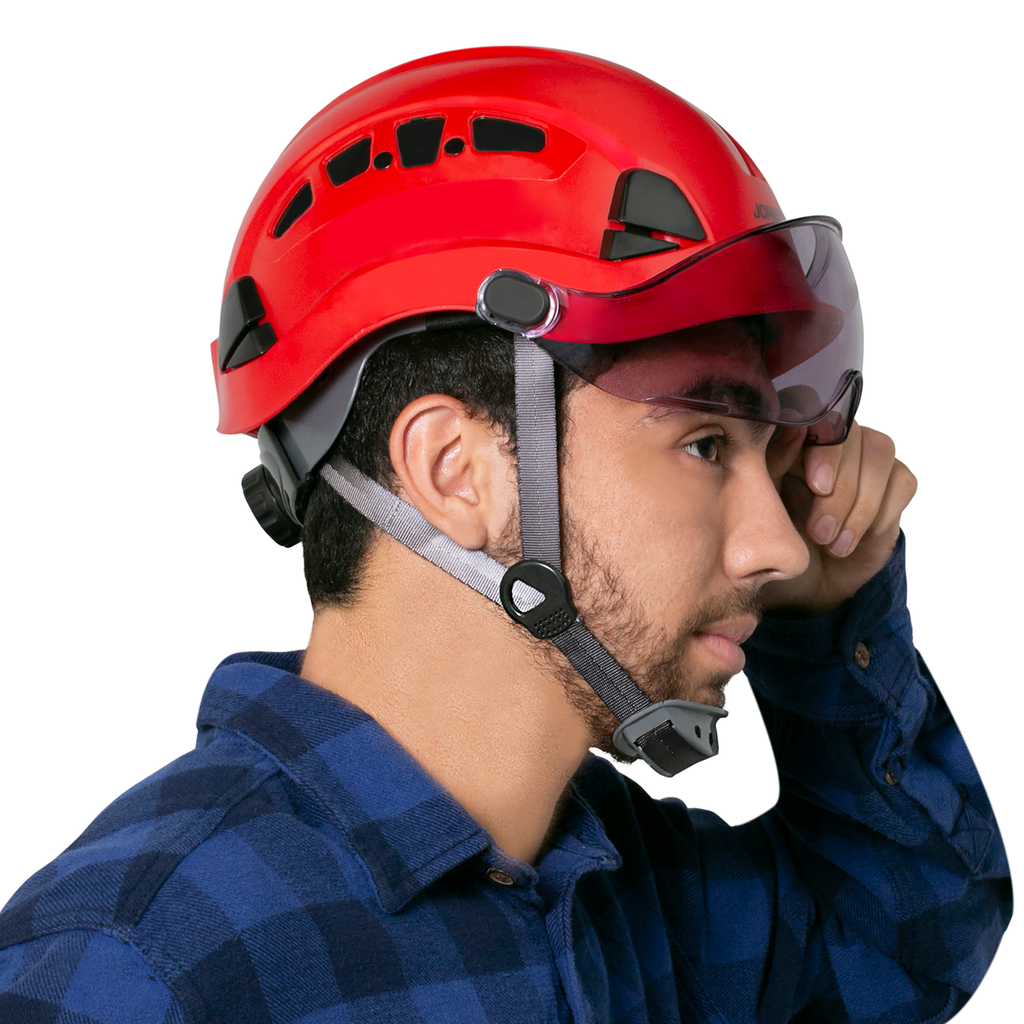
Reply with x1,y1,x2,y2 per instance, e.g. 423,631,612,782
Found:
388,395,515,550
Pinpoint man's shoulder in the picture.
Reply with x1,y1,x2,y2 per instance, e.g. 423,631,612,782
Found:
0,727,287,952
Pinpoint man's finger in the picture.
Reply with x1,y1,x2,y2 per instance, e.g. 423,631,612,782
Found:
804,423,863,547
820,427,897,557
862,458,918,541
801,425,850,497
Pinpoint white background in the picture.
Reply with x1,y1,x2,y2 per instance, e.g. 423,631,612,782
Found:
1,1,1018,1019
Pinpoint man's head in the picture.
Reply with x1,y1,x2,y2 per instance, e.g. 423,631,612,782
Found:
301,315,808,763
214,47,862,774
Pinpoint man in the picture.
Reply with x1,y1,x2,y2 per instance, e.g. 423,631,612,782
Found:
0,46,1010,1023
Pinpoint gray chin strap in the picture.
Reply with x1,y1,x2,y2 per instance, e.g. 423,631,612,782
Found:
321,335,725,777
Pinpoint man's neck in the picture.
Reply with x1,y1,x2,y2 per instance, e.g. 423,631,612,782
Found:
300,534,593,866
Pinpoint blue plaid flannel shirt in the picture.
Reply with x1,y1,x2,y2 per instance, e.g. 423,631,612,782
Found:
0,535,1011,1023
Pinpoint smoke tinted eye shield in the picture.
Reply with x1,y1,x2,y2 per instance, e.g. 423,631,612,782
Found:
476,217,863,445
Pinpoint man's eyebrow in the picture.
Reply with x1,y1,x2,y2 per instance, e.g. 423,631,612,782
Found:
641,377,776,421
740,418,776,443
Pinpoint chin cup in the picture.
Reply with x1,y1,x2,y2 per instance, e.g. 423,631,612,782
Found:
613,700,728,777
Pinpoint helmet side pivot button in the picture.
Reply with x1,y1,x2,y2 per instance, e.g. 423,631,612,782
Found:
479,274,550,328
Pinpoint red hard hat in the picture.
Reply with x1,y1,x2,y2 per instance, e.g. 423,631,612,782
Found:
213,45,791,438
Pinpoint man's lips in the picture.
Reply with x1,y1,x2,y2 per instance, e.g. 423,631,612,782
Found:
691,615,760,673
693,615,760,645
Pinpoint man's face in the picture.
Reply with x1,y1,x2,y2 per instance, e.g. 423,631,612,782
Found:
522,322,810,761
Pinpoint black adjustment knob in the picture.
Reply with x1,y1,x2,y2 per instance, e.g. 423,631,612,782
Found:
241,465,302,547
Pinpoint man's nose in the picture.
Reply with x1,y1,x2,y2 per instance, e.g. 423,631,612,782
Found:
723,461,809,584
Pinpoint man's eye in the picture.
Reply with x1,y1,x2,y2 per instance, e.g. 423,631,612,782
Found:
682,435,722,462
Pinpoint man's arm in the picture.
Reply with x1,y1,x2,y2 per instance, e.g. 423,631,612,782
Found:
578,535,1011,1023
730,533,1012,1020
0,929,186,1022
750,423,1011,1019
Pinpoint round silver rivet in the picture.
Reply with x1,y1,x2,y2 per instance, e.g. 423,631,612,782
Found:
854,642,871,670
486,867,516,886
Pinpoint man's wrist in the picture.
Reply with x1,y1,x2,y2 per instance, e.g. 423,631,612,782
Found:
742,531,915,719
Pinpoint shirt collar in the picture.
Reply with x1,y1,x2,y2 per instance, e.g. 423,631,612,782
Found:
199,651,493,913
198,652,621,913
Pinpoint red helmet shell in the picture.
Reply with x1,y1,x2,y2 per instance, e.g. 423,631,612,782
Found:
214,46,783,435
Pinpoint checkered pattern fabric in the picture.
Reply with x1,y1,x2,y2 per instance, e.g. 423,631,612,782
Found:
0,536,1011,1023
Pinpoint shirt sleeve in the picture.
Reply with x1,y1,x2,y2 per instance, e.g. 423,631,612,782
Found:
715,530,1013,1022
0,928,187,1023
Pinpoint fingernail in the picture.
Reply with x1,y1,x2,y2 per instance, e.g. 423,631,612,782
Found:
812,514,838,544
830,529,855,556
812,465,834,495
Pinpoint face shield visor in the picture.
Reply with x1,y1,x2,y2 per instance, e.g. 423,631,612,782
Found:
477,217,863,445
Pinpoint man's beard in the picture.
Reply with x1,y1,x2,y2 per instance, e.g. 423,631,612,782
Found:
491,504,763,764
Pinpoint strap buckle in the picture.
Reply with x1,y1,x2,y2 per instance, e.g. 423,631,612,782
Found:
500,560,578,639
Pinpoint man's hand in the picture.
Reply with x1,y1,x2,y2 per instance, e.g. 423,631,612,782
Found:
761,422,918,616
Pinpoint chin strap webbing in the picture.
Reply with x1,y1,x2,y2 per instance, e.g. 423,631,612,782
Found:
512,334,563,569
510,336,653,723
321,453,651,728
319,459,542,612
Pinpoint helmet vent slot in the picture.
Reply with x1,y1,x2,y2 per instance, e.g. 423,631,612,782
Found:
397,117,446,167
326,137,371,185
600,228,679,261
219,276,273,370
273,182,313,238
472,117,545,153
609,169,705,241
224,321,278,371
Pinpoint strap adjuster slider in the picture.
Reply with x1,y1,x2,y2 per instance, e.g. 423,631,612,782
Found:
500,559,578,639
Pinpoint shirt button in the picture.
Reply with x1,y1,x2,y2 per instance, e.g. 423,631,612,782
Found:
854,642,871,669
884,770,899,786
486,867,516,886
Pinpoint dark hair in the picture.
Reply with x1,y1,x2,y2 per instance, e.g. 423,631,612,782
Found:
302,324,579,610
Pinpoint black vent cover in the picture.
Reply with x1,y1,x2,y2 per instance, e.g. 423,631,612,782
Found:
397,117,445,167
600,230,679,261
327,137,371,185
600,169,706,261
273,182,313,238
218,277,278,371
610,169,705,241
472,117,546,152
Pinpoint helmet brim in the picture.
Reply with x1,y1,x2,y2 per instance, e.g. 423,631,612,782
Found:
481,218,863,445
